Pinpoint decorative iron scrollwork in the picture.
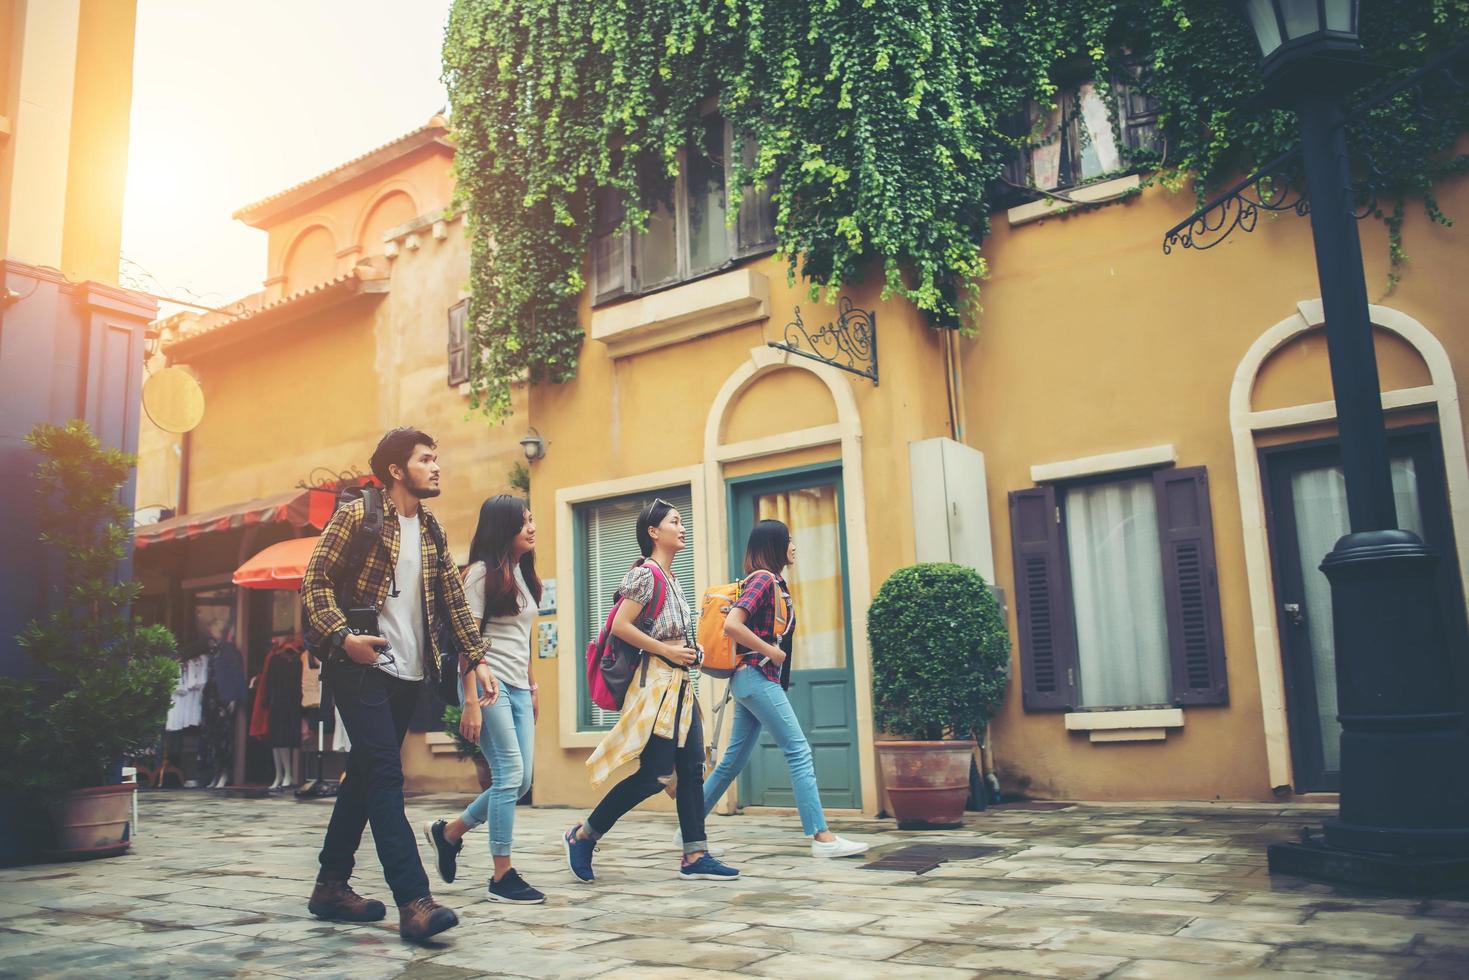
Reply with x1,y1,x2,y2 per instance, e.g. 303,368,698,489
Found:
1162,148,1310,254
296,466,367,492
767,297,878,385
1163,40,1469,255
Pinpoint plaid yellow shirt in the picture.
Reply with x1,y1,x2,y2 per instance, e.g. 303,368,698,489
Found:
301,497,487,683
586,657,697,787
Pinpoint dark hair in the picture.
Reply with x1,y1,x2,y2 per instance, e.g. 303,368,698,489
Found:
634,497,678,563
468,495,542,617
744,519,790,575
370,427,435,489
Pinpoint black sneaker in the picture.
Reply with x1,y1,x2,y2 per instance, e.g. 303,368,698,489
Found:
422,819,462,884
487,868,546,905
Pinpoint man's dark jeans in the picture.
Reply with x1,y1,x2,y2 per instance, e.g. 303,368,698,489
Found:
318,662,430,906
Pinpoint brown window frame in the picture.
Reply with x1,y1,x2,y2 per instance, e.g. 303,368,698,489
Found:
592,115,777,307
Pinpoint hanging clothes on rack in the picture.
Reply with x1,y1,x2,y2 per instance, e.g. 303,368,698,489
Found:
165,647,209,731
197,642,247,784
265,639,304,749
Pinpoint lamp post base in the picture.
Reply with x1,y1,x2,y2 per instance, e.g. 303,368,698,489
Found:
1269,832,1469,894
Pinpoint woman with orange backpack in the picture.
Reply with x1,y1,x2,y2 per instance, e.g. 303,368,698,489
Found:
691,519,869,859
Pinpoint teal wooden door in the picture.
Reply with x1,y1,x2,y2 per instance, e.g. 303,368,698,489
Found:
728,466,861,809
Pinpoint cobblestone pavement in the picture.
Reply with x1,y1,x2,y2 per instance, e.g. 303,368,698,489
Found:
2,791,1468,978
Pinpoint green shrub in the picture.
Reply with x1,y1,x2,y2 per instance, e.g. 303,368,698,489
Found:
442,704,484,761
867,563,1010,742
0,421,179,802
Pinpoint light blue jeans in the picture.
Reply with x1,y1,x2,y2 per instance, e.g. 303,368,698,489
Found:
459,684,534,857
701,666,827,836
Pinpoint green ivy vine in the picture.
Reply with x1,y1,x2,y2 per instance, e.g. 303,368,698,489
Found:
443,0,1469,417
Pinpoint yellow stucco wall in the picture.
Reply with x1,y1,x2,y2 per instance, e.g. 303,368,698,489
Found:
133,161,526,794
0,0,136,283
965,170,1469,802
527,255,953,812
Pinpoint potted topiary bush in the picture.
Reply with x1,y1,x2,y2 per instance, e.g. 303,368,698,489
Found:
867,562,1009,827
0,421,179,860
442,704,492,791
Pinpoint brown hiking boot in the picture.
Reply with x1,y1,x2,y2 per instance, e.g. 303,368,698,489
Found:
307,878,387,922
397,895,459,943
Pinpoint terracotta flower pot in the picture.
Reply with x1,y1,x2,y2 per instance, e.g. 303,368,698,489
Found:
876,740,975,828
472,755,493,792
47,783,135,857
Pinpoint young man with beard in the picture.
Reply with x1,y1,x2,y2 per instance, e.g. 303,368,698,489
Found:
301,427,500,942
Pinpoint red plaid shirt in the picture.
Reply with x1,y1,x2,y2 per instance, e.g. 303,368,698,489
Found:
733,570,795,685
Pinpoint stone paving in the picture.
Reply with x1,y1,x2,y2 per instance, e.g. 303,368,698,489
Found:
2,791,1468,979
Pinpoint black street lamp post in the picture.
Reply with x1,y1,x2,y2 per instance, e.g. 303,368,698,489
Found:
1233,1,1469,889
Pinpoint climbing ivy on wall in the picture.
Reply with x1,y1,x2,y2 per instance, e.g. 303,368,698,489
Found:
443,0,1469,417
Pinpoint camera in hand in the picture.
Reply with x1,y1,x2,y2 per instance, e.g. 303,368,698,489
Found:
344,607,393,663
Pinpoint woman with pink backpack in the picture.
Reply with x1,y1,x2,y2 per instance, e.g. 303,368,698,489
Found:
564,498,739,883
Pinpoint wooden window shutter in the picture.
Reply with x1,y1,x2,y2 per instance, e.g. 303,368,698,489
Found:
1113,67,1162,158
1009,486,1077,710
446,299,469,387
1153,466,1229,706
730,126,776,256
592,186,631,304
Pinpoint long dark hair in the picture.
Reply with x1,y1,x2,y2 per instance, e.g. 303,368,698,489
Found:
468,495,542,617
634,497,677,566
743,518,790,576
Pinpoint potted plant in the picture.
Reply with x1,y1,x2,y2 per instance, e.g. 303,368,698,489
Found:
442,704,492,791
867,562,1009,828
0,421,178,860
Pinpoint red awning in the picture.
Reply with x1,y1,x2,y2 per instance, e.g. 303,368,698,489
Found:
233,536,318,591
133,487,335,550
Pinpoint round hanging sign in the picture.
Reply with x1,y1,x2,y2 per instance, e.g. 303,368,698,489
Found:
141,366,205,433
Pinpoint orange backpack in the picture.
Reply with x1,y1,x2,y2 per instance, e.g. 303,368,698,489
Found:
697,571,791,678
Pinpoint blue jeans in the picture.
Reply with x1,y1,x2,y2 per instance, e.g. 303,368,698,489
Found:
459,684,534,857
701,667,828,836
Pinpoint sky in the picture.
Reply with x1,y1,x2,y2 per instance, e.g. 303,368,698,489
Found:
120,0,455,310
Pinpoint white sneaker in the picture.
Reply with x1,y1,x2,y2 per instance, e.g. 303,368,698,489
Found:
673,829,721,857
811,835,869,859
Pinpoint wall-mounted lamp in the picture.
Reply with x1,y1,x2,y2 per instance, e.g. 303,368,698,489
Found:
519,427,547,462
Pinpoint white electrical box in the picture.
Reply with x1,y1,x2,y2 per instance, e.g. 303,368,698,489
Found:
909,437,996,584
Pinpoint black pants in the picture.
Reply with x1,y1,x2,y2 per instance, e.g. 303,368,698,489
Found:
317,663,430,906
587,682,707,850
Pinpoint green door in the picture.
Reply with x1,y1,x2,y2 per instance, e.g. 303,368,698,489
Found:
727,465,861,809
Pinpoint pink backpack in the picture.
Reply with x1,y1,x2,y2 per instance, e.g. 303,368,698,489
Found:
585,560,670,712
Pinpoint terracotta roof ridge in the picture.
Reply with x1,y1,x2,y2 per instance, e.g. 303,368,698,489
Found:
232,113,451,221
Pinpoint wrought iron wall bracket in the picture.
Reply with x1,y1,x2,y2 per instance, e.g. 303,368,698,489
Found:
767,297,879,386
1162,40,1469,256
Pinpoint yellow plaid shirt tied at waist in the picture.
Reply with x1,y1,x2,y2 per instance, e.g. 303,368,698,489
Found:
586,654,697,787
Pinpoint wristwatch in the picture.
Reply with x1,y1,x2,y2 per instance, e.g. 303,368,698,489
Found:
329,626,349,650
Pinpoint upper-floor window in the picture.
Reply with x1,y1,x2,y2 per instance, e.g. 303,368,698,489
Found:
593,114,777,305
447,299,469,387
1002,67,1160,197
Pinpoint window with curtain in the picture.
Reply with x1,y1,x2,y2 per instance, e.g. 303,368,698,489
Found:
1009,466,1227,712
1288,456,1423,771
1063,476,1172,708
591,113,777,304
1003,66,1161,198
755,485,846,670
576,486,697,729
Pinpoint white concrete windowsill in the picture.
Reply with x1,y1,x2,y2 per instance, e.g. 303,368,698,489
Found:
424,732,462,756
1007,174,1143,227
1031,444,1176,484
590,267,770,358
1065,708,1185,744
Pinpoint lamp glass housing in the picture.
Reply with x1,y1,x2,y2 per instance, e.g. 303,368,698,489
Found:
1241,0,1361,81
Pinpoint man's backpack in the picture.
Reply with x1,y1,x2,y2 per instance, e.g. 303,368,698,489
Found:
305,483,451,666
697,570,790,679
585,560,670,712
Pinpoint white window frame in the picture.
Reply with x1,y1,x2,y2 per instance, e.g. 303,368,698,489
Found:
556,465,708,746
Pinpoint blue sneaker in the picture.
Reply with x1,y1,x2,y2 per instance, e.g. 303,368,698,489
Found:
564,824,595,883
679,853,740,881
